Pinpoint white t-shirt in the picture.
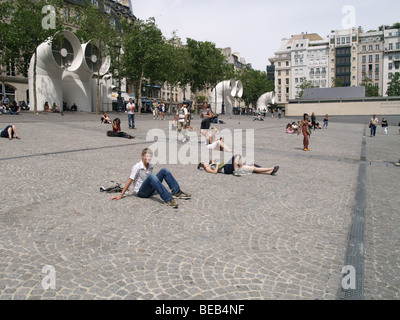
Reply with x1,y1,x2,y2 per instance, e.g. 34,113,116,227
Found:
127,102,135,114
177,107,188,123
129,161,154,194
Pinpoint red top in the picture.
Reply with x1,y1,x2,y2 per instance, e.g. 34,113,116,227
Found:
113,124,120,133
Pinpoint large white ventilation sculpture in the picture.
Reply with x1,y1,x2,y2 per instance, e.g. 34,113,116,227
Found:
28,31,83,112
256,91,276,111
28,31,111,112
63,41,110,112
210,80,243,114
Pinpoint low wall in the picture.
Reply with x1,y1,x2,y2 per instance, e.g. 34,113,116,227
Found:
286,98,400,117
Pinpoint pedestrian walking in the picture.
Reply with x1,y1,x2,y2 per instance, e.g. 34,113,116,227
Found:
152,99,158,120
369,115,379,137
323,114,329,129
298,113,312,151
311,112,316,130
176,103,188,143
158,100,165,120
380,118,388,134
126,98,136,129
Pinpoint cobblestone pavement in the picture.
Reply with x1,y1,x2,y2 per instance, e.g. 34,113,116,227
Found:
0,111,399,300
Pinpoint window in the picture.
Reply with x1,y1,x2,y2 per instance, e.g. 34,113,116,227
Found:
389,43,393,50
278,62,281,67
375,64,379,72
362,65,366,73
286,70,289,76
389,55,393,61
375,54,379,62
278,70,281,76
375,73,379,80
6,62,15,76
362,55,366,63
362,45,366,52
336,37,340,45
286,87,289,94
369,45,373,51
369,55,373,62
397,43,400,50
376,44,380,50
389,63,393,70
286,61,289,67
286,78,289,85
278,79,281,85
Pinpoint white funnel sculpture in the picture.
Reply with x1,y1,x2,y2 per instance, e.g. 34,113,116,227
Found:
63,41,110,112
256,92,276,111
28,31,83,111
211,79,242,115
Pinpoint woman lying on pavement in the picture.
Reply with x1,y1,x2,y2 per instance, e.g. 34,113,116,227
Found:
197,154,279,176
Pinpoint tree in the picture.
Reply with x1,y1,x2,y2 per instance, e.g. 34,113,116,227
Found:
74,2,117,114
386,73,400,96
162,37,191,111
185,38,230,107
236,67,274,107
296,77,315,99
332,78,343,87
360,76,380,97
0,0,64,113
120,18,166,114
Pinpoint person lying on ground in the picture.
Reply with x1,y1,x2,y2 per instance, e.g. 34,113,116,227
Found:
197,154,279,176
0,124,21,140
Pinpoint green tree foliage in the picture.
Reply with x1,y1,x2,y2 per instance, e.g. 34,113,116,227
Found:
74,2,117,114
296,77,315,99
332,78,343,87
120,18,166,113
360,76,380,97
185,38,230,94
0,0,64,113
386,73,400,96
236,67,274,106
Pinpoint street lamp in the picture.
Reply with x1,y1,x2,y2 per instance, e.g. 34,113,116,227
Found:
221,81,225,114
113,45,123,112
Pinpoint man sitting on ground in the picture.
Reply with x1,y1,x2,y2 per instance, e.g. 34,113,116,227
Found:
110,148,191,208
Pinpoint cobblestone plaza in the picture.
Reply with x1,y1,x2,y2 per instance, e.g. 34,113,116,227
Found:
0,112,399,300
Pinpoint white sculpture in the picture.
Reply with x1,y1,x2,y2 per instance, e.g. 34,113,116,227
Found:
210,80,243,114
28,31,83,112
63,41,110,112
28,31,111,112
256,91,276,111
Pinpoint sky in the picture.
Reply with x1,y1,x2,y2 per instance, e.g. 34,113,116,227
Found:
129,0,400,72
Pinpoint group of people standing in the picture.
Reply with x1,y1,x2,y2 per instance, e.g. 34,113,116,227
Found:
368,115,390,137
151,99,166,120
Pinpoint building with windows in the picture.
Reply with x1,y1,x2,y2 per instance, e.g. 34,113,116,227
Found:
382,27,400,95
358,29,384,95
269,33,327,105
328,29,359,88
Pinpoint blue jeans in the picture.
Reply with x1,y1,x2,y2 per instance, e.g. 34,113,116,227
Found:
137,168,180,202
370,125,376,136
128,114,135,128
